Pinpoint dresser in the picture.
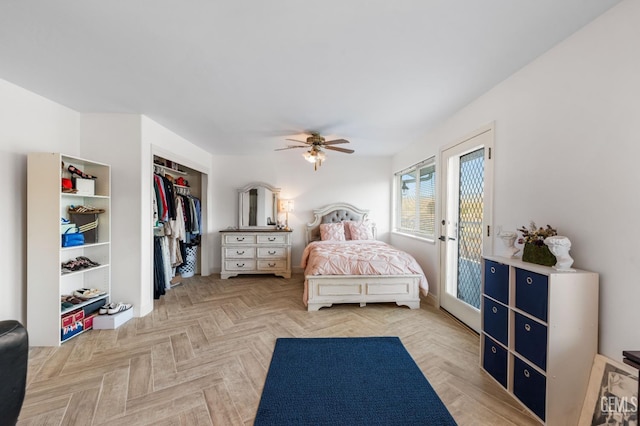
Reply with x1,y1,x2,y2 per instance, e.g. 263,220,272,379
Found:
220,230,292,279
481,255,598,425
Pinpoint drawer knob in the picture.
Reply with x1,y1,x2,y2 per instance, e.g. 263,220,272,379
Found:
492,307,498,314
268,262,276,267
236,237,245,242
268,250,276,255
236,263,245,267
491,346,497,354
523,369,530,378
236,250,245,255
268,237,276,241
490,266,496,274
524,323,531,332
526,277,533,285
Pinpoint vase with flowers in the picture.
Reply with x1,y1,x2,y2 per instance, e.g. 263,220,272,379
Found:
518,222,558,266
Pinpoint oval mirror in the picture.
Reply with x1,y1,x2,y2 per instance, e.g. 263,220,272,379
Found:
238,182,280,229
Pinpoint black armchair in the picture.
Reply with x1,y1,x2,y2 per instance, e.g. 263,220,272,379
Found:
0,320,28,425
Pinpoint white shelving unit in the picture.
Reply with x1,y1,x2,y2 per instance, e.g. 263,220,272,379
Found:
480,255,599,425
27,153,111,346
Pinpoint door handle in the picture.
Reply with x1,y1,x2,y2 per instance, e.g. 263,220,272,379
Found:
438,236,456,241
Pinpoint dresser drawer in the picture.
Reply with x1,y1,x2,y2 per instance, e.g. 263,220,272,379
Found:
483,297,508,346
257,260,286,270
515,269,548,321
514,312,547,370
257,247,286,258
224,247,256,259
224,260,256,271
257,234,287,244
482,334,507,388
513,357,546,421
224,234,256,244
484,259,509,304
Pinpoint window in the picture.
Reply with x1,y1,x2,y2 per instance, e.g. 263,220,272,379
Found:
395,158,436,240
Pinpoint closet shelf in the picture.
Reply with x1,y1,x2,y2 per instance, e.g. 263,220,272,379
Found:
154,164,187,176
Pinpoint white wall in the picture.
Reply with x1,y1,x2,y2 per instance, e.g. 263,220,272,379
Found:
0,79,80,324
392,0,640,361
210,154,392,271
80,114,145,313
81,114,214,317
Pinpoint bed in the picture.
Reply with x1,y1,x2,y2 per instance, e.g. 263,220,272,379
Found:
301,203,429,311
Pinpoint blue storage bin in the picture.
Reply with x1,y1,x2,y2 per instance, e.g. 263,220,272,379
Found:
515,268,548,321
484,260,509,304
483,297,508,346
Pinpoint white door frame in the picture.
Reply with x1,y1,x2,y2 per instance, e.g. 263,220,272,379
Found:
437,123,494,332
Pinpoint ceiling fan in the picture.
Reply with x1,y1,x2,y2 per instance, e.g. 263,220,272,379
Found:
275,132,354,171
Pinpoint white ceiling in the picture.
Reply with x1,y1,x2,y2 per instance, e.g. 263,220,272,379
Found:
0,1,620,157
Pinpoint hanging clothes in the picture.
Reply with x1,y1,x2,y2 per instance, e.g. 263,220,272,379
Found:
152,168,202,293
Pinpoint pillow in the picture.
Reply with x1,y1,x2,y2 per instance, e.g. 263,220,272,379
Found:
320,222,346,241
345,220,373,240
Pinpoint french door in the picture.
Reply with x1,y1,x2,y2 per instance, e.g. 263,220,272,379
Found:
439,126,494,332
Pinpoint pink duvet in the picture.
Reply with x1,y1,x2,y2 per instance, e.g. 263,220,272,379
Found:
301,240,429,294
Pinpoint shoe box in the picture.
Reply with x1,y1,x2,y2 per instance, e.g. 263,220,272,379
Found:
72,177,95,196
93,307,133,330
61,310,84,342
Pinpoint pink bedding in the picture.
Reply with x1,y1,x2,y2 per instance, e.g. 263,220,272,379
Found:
301,240,429,295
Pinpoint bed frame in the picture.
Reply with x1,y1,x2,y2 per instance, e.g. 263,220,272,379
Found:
305,203,422,311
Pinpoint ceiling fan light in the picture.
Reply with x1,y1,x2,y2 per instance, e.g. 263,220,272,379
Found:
303,151,317,163
316,150,326,161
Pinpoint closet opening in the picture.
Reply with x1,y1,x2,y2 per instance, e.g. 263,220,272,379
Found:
152,154,206,299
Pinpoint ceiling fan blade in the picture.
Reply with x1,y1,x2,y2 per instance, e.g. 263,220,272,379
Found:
324,139,349,145
285,138,311,144
325,146,355,154
275,145,308,151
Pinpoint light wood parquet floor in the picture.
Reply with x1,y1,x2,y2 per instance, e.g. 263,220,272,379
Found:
18,274,539,425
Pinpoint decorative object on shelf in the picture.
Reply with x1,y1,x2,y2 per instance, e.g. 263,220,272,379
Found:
67,164,97,180
61,229,84,247
497,231,520,258
544,236,575,271
68,205,105,244
279,199,295,231
68,205,105,214
518,222,558,266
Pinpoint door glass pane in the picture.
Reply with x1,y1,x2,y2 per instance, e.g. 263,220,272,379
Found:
456,148,484,309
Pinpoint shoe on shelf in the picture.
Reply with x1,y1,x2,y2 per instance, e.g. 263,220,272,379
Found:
76,256,100,267
74,288,106,300
99,303,116,315
107,303,132,315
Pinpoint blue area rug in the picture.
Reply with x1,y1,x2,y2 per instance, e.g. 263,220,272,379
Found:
254,337,457,425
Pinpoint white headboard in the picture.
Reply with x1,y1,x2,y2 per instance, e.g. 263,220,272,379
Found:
305,202,376,245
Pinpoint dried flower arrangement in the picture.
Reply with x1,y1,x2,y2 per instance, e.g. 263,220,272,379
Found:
517,222,558,247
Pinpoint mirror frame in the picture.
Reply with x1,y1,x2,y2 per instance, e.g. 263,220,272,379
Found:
237,182,281,229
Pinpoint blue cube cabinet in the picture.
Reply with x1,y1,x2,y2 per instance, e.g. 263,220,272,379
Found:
480,255,598,425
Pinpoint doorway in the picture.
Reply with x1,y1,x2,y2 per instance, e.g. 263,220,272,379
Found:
439,125,494,332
